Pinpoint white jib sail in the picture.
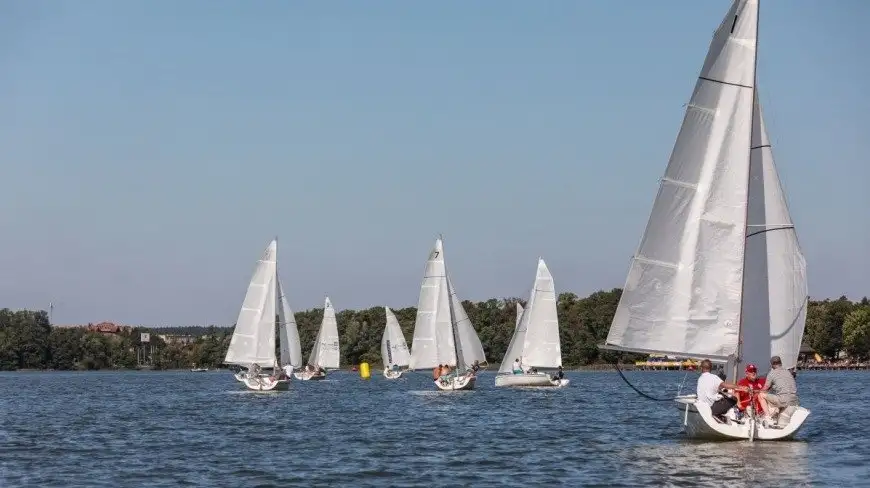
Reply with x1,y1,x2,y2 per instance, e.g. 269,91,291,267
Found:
277,275,303,368
738,94,808,371
447,273,486,370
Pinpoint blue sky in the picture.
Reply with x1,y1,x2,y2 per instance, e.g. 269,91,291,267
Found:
1,1,867,326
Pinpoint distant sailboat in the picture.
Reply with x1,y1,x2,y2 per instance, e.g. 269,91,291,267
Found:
408,237,487,391
225,239,302,391
495,259,567,387
382,307,411,379
294,297,340,381
601,0,809,441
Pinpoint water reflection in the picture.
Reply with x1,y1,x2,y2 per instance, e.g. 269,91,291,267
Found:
619,440,811,487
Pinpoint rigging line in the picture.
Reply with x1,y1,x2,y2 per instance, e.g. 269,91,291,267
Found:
613,362,678,402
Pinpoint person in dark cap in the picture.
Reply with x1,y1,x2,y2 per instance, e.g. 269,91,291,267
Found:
757,355,800,427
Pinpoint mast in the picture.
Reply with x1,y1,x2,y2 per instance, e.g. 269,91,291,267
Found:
732,0,761,383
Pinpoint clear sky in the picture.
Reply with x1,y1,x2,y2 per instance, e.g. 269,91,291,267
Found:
1,0,867,326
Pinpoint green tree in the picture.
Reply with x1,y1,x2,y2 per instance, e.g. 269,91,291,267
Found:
843,307,870,360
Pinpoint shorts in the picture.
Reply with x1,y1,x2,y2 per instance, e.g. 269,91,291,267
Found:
766,393,798,407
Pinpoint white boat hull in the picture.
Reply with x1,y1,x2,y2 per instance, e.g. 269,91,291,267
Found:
675,395,810,441
234,371,247,382
494,373,569,388
383,369,404,379
242,376,289,391
435,373,476,391
293,370,327,381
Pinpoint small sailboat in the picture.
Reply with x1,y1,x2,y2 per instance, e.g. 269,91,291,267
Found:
294,297,340,381
225,239,302,391
190,366,209,373
601,0,809,440
382,307,411,379
408,237,487,391
495,259,567,387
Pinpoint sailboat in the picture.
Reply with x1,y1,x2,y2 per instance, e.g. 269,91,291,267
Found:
294,297,341,381
408,237,487,391
225,238,303,391
601,0,809,441
495,259,567,387
382,307,411,379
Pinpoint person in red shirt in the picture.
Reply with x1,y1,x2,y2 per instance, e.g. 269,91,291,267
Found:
735,364,765,416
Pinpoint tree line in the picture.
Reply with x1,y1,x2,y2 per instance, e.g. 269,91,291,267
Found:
1,291,868,371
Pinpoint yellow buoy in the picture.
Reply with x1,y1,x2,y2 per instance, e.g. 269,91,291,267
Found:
359,362,371,379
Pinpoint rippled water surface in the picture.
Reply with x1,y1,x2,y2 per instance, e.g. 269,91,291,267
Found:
0,370,865,487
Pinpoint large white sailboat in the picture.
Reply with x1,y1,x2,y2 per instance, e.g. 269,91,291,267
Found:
495,259,567,388
382,307,411,379
294,297,341,381
602,0,809,440
408,237,487,391
225,239,303,391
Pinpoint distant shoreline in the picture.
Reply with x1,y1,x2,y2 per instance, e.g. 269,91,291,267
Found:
6,364,869,373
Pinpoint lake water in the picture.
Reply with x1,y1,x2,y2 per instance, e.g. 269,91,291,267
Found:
0,370,865,487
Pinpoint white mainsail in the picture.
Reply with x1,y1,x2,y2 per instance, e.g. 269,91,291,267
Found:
515,303,524,329
738,95,808,371
307,297,341,369
408,238,484,371
225,240,279,368
499,258,561,373
277,276,303,369
381,307,411,369
604,0,760,362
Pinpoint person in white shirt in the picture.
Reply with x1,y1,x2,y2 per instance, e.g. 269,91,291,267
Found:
512,358,523,374
696,359,748,422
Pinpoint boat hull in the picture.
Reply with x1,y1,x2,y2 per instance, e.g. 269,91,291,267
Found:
675,395,810,441
242,376,289,391
293,370,327,381
494,373,568,388
383,369,404,379
435,373,476,391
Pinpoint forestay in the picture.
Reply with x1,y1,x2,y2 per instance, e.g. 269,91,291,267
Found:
308,297,341,369
382,307,411,368
738,95,808,370
225,240,279,368
409,239,457,370
604,0,760,361
499,259,561,373
277,276,303,369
